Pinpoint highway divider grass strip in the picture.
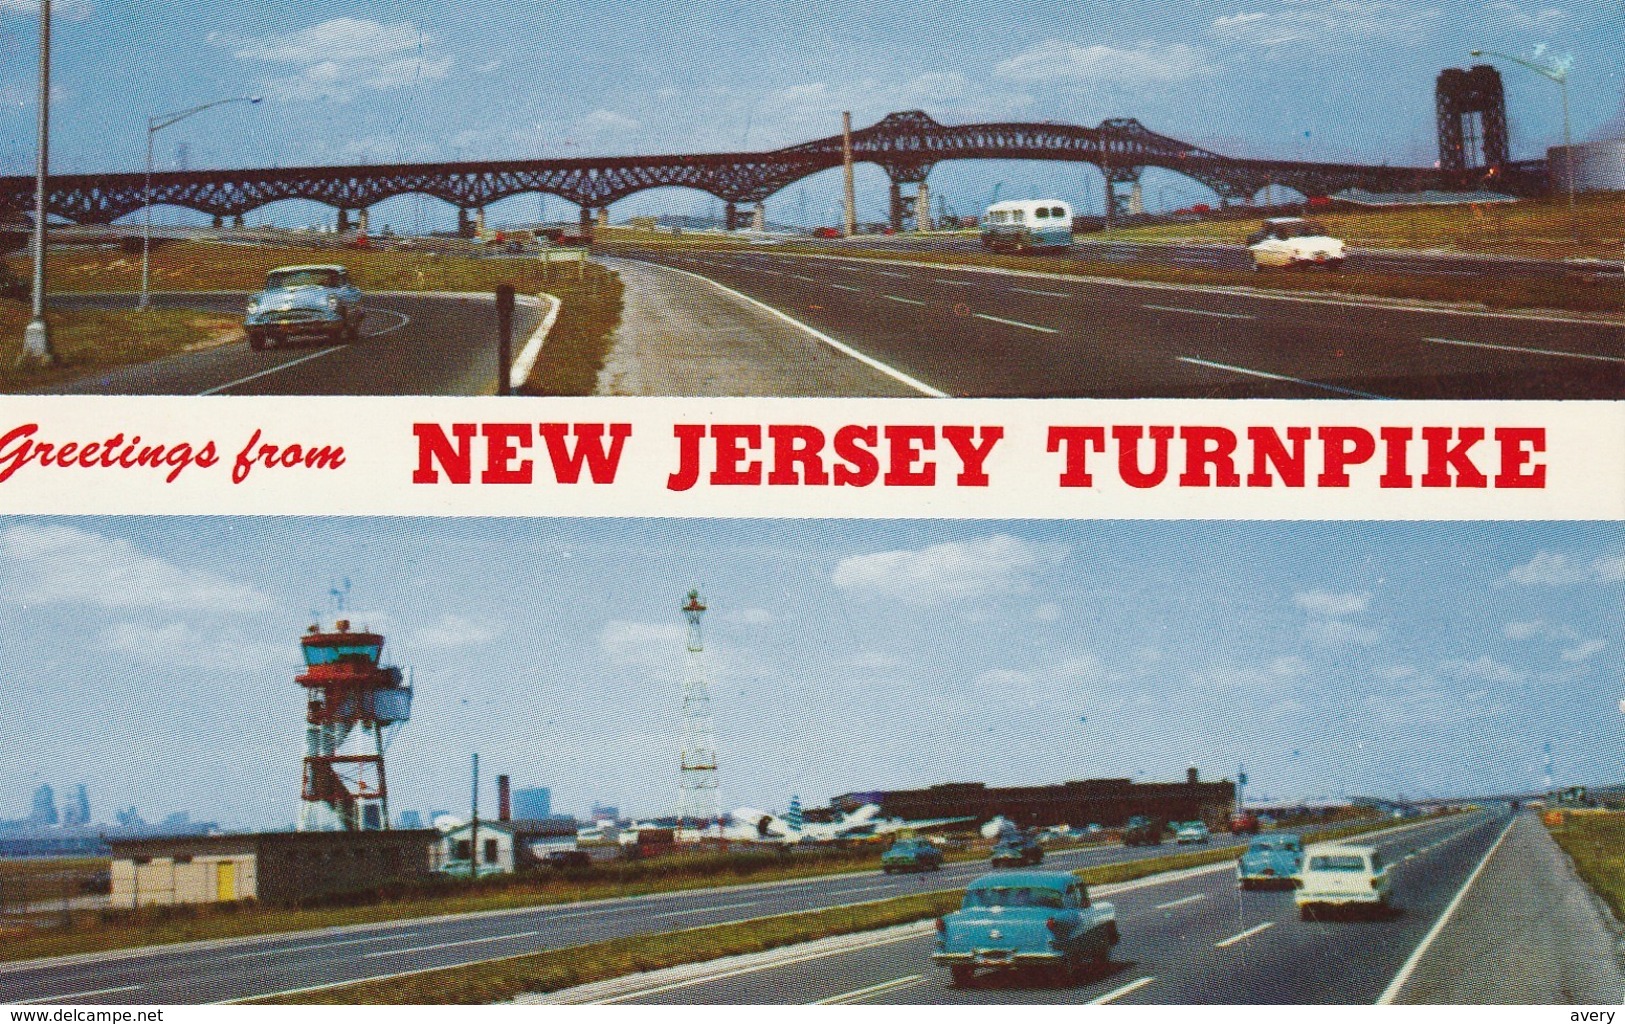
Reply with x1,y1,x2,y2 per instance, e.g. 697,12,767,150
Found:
0,303,242,392
1544,811,1625,922
515,263,624,395
252,814,1420,1005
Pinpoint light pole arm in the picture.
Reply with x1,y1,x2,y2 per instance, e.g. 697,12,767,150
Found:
1472,48,1565,83
149,96,261,134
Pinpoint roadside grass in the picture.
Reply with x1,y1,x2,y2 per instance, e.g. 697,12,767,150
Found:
0,300,241,392
0,858,108,911
1545,811,1625,921
515,263,624,395
254,813,1415,1005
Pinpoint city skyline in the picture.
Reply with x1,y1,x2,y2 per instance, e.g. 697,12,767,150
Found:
0,517,1619,829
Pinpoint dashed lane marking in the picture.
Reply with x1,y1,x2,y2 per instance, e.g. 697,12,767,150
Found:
1215,921,1276,948
1422,336,1625,364
1144,303,1255,320
1178,357,1390,400
974,312,1058,334
814,974,927,1004
883,295,927,305
649,899,762,920
1009,287,1072,298
1090,976,1155,1004
1155,894,1207,910
362,931,541,958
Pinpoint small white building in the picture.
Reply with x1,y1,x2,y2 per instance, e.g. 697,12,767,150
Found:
432,818,578,875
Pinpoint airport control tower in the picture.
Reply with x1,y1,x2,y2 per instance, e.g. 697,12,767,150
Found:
295,619,412,832
677,590,721,829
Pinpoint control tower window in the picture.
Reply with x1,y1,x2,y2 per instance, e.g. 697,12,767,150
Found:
303,643,382,666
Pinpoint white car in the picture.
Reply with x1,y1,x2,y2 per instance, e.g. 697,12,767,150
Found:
1174,821,1210,844
1246,218,1346,271
1295,843,1391,918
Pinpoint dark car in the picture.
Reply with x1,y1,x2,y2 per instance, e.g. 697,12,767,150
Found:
541,849,592,870
990,834,1044,867
882,838,944,873
1122,815,1163,847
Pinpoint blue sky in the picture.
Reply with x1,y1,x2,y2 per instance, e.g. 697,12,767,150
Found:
0,517,1619,829
0,0,1621,225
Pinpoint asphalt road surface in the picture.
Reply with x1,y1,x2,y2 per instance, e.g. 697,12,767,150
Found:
607,247,1624,399
590,810,1589,1005
0,823,1354,1005
39,291,536,396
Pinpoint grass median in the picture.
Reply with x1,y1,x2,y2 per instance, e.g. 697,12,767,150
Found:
1545,811,1625,921
255,814,1417,1005
0,301,242,392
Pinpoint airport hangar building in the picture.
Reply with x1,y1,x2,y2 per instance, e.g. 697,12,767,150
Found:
831,770,1236,829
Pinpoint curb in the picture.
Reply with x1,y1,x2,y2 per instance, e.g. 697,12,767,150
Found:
508,292,561,391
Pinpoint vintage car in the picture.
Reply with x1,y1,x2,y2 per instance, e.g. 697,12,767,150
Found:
1237,833,1304,889
244,264,365,350
1174,820,1211,845
1121,815,1163,847
882,838,944,873
934,871,1118,986
1229,811,1262,835
990,833,1045,867
1245,217,1346,271
1295,843,1391,918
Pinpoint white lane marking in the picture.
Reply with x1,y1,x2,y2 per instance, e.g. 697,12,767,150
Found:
649,899,761,920
974,312,1058,334
508,292,562,390
628,260,948,397
361,930,540,958
1144,303,1255,320
875,270,911,278
792,274,819,282
1178,356,1390,400
883,294,927,306
1090,976,1155,1004
1155,893,1207,910
758,269,784,276
1215,921,1276,948
1422,336,1625,364
13,986,141,1004
198,344,347,396
591,930,929,1004
824,883,904,897
830,283,863,292
814,974,926,1005
1376,815,1517,1005
360,306,413,338
931,278,975,286
224,931,422,960
1009,287,1072,298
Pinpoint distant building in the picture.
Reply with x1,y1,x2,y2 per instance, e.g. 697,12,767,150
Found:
106,831,435,908
432,819,578,875
397,810,424,830
61,785,90,827
831,769,1235,829
590,802,619,822
512,787,551,821
30,785,57,826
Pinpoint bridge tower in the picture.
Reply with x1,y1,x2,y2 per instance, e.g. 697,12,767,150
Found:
1437,65,1509,173
295,618,412,832
676,589,721,829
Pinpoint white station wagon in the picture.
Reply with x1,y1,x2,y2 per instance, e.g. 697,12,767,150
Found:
1246,217,1346,271
1295,843,1391,918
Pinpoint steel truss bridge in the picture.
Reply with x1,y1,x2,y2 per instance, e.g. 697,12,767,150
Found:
0,110,1545,227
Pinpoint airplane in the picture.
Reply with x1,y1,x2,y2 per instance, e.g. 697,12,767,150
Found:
650,797,973,845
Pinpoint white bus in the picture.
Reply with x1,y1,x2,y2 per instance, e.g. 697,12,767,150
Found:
981,199,1074,253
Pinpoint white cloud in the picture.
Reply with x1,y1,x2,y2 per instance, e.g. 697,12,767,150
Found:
994,40,1217,85
1560,639,1607,663
832,534,1065,605
724,607,774,626
1504,619,1545,640
1505,551,1625,586
210,18,452,104
1033,602,1062,623
1439,656,1527,684
0,525,272,612
1270,656,1310,677
578,109,642,135
1306,619,1380,647
1486,1,1566,29
1211,1,1440,48
101,622,283,670
1293,590,1371,616
599,620,685,671
409,614,500,649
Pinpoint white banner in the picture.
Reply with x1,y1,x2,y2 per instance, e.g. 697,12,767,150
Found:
0,397,1619,519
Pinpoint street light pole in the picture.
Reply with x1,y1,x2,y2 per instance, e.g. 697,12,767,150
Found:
141,96,261,309
1470,49,1575,227
19,0,54,366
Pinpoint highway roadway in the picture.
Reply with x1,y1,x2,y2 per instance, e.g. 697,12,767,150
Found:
38,292,536,396
607,247,1624,399
0,822,1355,1005
579,810,1550,1005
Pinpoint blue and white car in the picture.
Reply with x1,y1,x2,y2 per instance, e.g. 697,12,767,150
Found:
933,871,1117,986
245,264,364,350
1237,833,1304,889
1174,820,1211,845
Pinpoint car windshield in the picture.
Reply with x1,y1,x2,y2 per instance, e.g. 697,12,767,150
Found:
963,886,1065,909
1308,854,1368,872
1278,221,1329,238
268,269,341,290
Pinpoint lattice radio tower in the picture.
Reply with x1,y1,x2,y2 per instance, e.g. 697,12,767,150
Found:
677,589,721,828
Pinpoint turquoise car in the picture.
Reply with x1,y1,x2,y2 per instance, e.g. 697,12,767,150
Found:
1237,833,1304,889
245,264,365,350
881,838,943,873
933,872,1118,986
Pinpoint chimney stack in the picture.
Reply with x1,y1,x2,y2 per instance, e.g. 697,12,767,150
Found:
498,774,511,822
1187,767,1199,786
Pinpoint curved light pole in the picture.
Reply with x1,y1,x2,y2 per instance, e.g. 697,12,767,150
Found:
1470,48,1574,220
141,96,261,309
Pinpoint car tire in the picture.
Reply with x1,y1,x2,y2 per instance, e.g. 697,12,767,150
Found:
247,330,266,351
950,966,975,988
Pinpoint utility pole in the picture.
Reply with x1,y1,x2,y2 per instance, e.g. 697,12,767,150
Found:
469,752,480,880
841,112,856,237
19,0,54,366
